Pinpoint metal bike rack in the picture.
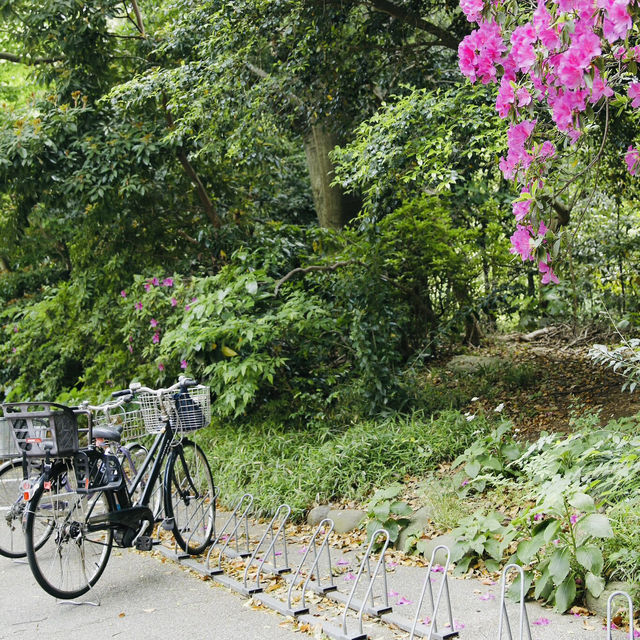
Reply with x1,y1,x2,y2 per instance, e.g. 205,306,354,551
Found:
183,484,220,554
242,503,291,592
498,563,532,640
396,544,457,640
606,590,635,640
322,528,392,640
205,493,254,576
254,517,337,617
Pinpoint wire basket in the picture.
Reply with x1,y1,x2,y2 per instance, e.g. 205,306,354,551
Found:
0,417,20,459
1,403,79,458
92,404,145,442
139,386,211,435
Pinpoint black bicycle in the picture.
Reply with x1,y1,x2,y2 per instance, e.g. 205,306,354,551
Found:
3,377,215,599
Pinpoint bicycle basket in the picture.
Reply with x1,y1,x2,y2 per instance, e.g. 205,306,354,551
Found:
138,386,211,435
1,403,79,458
92,404,145,442
0,416,19,459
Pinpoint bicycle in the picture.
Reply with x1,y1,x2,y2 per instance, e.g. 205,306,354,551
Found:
3,376,216,599
0,395,160,559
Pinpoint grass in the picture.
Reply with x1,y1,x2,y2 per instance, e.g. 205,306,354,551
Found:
198,409,494,519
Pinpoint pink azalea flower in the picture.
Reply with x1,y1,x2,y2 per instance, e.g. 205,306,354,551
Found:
144,283,151,292
512,197,532,222
191,297,198,302
128,345,133,353
570,512,580,524
152,277,159,286
162,278,173,287
625,146,640,176
120,290,127,298
628,83,640,108
539,261,559,285
510,225,534,262
170,297,177,307
539,141,556,158
11,347,16,353
533,617,550,626
152,332,160,344
158,363,164,371
180,359,188,370
185,305,191,312
150,318,158,328
135,302,143,311
460,0,484,22
13,325,18,333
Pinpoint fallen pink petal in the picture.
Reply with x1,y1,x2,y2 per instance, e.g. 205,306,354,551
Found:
396,596,413,606
388,590,399,598
344,572,356,581
431,564,444,573
533,617,550,626
479,592,495,601
336,558,351,566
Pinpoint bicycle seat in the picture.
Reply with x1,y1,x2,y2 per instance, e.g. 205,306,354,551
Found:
92,426,122,443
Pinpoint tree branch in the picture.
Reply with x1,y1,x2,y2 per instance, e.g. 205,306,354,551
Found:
0,51,63,65
162,94,221,229
274,260,362,295
130,0,146,38
364,0,459,51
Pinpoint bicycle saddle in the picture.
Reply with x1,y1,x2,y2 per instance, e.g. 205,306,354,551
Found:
92,425,123,443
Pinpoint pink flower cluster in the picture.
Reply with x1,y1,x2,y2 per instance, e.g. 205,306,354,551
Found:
458,0,640,284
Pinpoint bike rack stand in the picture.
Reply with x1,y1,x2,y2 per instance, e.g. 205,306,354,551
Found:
382,544,457,640
254,517,337,617
205,493,254,576
322,528,392,640
209,503,292,597
606,590,635,640
498,563,532,640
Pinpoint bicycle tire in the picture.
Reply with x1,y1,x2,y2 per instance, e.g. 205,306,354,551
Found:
24,460,114,599
164,440,215,555
0,458,27,558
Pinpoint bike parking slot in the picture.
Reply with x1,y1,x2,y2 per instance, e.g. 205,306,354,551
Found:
322,528,392,640
205,492,254,576
498,563,532,640
606,590,634,640
380,544,457,640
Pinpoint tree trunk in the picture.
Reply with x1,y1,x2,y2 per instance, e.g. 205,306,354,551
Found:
303,125,360,229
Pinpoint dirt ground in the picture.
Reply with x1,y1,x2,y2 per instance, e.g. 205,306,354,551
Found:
456,332,640,440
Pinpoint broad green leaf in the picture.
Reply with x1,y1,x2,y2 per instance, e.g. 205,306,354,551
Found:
549,547,570,585
507,570,533,602
534,568,553,600
542,519,561,543
465,459,481,478
585,571,605,598
576,546,603,574
390,501,412,516
555,576,576,612
569,492,595,513
517,535,544,564
575,513,613,540
245,280,258,295
373,503,390,521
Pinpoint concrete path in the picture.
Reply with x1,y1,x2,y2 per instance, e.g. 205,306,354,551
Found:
0,549,304,640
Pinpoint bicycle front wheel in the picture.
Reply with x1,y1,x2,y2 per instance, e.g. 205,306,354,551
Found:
25,460,113,599
164,440,215,555
0,458,27,558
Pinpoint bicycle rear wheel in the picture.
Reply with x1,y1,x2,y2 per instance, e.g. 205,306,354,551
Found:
24,460,113,599
121,442,163,521
164,440,215,555
0,458,26,558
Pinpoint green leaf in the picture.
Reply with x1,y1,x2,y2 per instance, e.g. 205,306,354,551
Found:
452,555,473,576
245,280,258,295
549,547,571,585
569,493,595,513
373,503,391,521
390,501,412,516
576,546,603,574
517,535,544,564
507,570,533,602
465,459,481,478
575,513,613,540
543,519,561,543
585,571,605,598
555,575,576,612
385,519,400,542
534,568,554,600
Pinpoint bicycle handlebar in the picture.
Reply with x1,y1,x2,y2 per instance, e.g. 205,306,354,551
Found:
110,376,199,399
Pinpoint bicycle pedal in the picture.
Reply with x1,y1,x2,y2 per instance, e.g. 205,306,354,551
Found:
135,535,153,551
161,517,175,531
